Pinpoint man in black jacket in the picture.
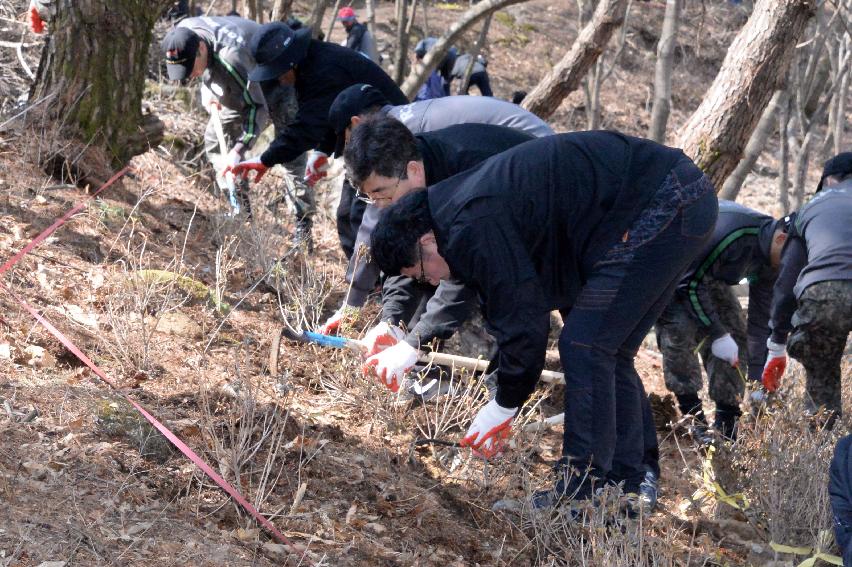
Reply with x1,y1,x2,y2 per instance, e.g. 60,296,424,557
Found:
342,115,533,373
656,201,791,440
764,153,852,423
369,132,718,506
228,23,407,247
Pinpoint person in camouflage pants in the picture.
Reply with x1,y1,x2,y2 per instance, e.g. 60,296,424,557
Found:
786,280,852,416
657,282,748,435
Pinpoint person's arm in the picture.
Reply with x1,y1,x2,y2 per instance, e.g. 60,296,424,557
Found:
214,47,265,150
685,275,727,340
769,236,807,344
260,77,338,166
403,279,478,349
381,275,426,327
746,277,773,381
451,217,550,409
344,204,382,308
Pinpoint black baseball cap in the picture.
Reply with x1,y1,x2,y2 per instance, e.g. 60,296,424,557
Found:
248,22,312,82
817,152,852,192
329,84,391,156
162,27,201,81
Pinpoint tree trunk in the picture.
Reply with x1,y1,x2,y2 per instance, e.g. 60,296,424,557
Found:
392,0,411,84
778,91,791,214
29,0,169,166
271,0,294,20
366,0,377,37
676,0,814,191
457,14,492,94
648,0,681,143
719,90,785,201
307,0,332,38
399,0,533,98
521,0,629,120
326,0,344,41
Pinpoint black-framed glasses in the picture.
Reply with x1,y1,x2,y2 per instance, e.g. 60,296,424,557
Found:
416,241,428,284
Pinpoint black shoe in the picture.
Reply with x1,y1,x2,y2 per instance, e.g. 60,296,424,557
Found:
688,421,715,447
637,470,658,511
713,404,741,441
532,459,597,510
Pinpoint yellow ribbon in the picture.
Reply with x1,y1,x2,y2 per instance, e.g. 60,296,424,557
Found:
769,542,842,566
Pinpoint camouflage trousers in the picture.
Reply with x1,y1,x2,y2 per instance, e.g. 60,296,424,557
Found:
655,284,748,407
787,280,852,416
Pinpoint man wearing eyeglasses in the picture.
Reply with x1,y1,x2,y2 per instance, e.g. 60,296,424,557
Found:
318,83,554,334
338,115,534,381
368,132,718,510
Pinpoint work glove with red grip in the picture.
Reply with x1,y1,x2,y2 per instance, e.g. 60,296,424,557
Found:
460,399,518,459
304,151,329,187
361,322,405,357
362,340,419,392
318,305,360,335
29,4,45,33
761,339,787,392
227,156,268,183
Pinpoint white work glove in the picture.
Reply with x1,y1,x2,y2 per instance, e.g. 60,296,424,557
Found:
361,322,406,357
304,151,330,187
362,340,420,392
318,305,361,335
762,339,787,392
226,145,244,169
460,399,517,459
226,155,268,183
711,333,739,367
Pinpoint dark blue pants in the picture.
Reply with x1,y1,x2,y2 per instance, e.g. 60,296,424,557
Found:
559,164,718,495
830,435,852,565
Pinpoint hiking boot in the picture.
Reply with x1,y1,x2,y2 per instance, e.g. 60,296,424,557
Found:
713,404,741,441
531,459,598,510
638,470,659,511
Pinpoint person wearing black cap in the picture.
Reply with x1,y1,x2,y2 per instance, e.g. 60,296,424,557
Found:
655,201,792,442
227,22,407,248
368,131,718,509
161,16,266,213
318,83,553,334
764,153,852,424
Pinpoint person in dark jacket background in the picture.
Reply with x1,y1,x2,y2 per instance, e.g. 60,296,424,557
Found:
764,153,852,425
450,53,493,96
656,201,791,440
227,23,407,248
369,132,718,508
337,7,380,63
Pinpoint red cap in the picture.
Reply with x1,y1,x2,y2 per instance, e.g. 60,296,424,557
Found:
337,7,356,20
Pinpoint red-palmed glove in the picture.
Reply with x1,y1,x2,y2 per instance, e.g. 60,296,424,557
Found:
318,305,360,335
361,322,405,357
460,399,517,459
226,156,268,183
304,151,329,187
29,4,45,34
761,339,787,392
362,341,419,392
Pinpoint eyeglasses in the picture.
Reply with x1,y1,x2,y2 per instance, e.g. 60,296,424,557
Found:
352,172,404,205
416,241,428,284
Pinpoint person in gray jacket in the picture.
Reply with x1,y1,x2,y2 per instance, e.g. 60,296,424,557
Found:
450,53,492,96
162,16,267,212
318,84,554,335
